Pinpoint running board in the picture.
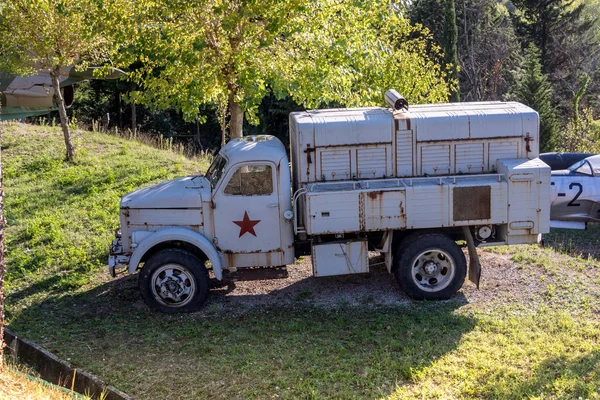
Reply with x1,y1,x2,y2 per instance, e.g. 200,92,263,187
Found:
221,266,289,282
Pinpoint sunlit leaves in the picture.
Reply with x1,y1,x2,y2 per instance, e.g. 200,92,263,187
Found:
118,0,450,130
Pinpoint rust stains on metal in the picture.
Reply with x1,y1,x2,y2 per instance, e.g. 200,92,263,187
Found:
453,186,491,221
524,132,533,156
399,199,406,221
358,192,366,231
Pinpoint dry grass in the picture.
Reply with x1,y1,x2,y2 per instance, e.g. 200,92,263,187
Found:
0,364,86,400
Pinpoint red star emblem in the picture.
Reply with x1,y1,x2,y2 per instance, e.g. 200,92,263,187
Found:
233,211,261,237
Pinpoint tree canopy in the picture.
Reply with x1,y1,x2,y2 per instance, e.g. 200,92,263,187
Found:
0,0,118,160
117,0,452,142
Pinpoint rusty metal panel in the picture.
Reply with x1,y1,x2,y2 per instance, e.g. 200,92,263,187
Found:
448,175,507,225
318,149,351,181
312,240,368,277
455,143,484,174
357,146,388,179
420,144,451,175
363,189,407,230
453,186,491,221
396,129,413,176
220,251,285,269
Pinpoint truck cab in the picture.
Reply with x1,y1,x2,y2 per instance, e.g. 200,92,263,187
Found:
204,135,295,269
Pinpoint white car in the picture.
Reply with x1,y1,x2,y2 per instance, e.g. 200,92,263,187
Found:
550,155,600,229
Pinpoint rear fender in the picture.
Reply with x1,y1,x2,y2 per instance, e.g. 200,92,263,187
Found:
128,227,223,280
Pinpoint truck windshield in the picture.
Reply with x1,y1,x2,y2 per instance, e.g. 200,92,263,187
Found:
206,155,227,188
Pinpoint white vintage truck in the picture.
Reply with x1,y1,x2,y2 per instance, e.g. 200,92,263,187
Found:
108,90,551,312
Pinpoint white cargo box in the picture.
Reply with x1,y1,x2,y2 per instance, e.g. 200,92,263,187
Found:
496,158,551,242
312,240,368,277
290,102,539,185
303,174,509,235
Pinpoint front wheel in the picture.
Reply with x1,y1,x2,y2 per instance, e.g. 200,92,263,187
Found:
394,233,466,300
138,249,209,313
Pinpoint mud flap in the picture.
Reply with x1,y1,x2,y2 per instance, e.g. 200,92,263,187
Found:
375,230,394,273
461,226,481,289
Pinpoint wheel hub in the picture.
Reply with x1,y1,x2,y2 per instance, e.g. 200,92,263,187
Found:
151,264,196,306
423,261,438,275
411,249,457,293
165,279,182,294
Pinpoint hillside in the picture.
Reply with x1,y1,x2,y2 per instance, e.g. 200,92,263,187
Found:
2,123,599,399
2,123,208,315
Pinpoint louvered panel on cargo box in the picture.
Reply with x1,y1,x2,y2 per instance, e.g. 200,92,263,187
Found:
357,146,389,179
455,143,484,174
318,149,351,181
420,144,451,175
396,129,413,177
489,141,519,170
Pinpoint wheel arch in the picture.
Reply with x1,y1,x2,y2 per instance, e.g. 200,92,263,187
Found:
128,228,223,280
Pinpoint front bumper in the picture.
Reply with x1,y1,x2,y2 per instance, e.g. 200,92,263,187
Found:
108,233,130,277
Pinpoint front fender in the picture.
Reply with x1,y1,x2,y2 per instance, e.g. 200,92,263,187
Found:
128,227,223,280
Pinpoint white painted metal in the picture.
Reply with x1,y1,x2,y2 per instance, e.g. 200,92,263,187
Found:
496,158,551,243
290,101,539,186
303,174,508,235
125,227,223,279
312,241,368,277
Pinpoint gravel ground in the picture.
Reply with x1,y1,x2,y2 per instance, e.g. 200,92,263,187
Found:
195,249,548,315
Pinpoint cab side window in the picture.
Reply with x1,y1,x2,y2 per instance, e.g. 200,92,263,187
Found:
224,164,273,196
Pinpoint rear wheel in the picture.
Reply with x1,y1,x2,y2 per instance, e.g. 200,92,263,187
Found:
394,233,466,300
138,249,209,313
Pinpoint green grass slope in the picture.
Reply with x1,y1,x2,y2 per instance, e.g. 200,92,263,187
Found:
2,124,207,314
2,123,599,399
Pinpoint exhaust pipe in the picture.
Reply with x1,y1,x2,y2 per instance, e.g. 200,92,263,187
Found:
384,89,408,111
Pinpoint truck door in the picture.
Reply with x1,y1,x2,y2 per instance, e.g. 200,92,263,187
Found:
212,162,285,268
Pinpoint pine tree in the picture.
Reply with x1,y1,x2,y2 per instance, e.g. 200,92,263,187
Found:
509,44,558,152
443,0,460,102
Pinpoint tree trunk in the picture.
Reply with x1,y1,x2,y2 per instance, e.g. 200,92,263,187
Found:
130,83,137,134
50,68,75,161
228,93,243,139
0,109,5,364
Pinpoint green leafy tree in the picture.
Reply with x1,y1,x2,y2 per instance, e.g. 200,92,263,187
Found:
507,44,558,153
120,0,451,144
560,108,600,153
443,0,459,102
0,0,117,161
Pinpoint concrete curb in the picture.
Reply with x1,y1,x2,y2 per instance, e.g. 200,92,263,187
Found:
4,328,133,400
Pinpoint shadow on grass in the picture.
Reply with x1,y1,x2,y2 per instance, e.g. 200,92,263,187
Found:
544,224,600,260
8,273,476,399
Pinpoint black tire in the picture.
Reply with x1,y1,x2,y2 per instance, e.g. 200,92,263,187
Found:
394,233,466,300
138,248,209,313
